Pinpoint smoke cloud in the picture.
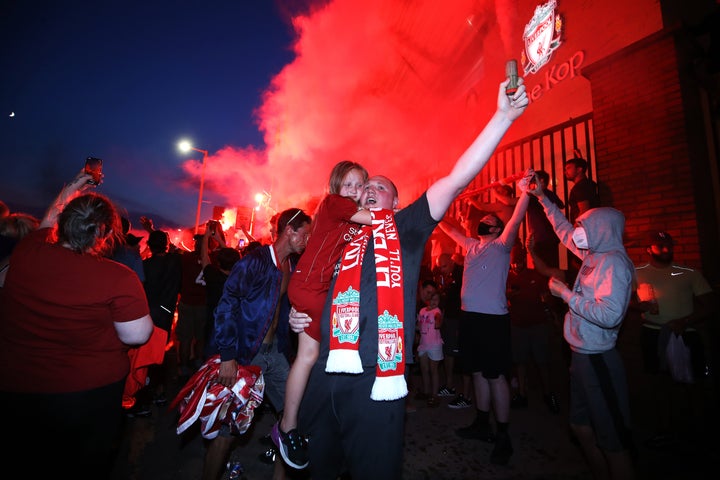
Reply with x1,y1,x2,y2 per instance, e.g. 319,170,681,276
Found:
182,0,518,234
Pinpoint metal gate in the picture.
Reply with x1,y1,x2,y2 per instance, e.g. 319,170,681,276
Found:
449,112,596,268
456,112,596,213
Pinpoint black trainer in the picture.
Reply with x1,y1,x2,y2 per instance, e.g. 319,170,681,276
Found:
490,431,513,465
437,386,456,397
455,417,495,442
271,421,309,469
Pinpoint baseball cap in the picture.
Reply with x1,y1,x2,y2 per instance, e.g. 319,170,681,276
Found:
648,231,674,246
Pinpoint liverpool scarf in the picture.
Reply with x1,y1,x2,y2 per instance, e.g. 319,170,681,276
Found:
326,209,407,401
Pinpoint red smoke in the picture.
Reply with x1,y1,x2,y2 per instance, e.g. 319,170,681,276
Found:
181,0,519,231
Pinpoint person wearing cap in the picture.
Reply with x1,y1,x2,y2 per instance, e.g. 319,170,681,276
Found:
634,230,717,450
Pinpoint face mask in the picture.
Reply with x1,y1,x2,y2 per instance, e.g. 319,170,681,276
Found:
572,227,589,249
476,222,496,236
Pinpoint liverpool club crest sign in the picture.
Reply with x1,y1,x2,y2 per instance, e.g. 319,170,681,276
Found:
521,0,563,75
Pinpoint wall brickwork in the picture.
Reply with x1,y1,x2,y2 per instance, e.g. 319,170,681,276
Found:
583,32,703,269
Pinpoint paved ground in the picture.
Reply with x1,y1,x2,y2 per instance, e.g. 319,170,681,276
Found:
110,317,720,479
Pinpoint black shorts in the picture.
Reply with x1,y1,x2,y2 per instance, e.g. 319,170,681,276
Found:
440,315,460,356
459,310,511,379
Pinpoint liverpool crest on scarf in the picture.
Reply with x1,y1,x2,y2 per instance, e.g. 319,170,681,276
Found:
326,209,407,401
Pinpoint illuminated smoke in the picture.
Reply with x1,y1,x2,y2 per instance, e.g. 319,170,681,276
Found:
181,0,516,233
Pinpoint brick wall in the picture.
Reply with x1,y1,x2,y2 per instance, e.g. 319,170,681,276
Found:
583,31,703,269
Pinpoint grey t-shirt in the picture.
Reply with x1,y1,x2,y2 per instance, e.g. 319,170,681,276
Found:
460,236,513,314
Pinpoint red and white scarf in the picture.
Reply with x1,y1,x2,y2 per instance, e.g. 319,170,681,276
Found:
171,355,265,439
326,209,407,401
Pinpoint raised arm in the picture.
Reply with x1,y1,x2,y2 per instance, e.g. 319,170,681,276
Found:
139,216,155,234
496,170,534,246
437,218,468,247
426,78,528,220
239,224,257,243
40,170,95,229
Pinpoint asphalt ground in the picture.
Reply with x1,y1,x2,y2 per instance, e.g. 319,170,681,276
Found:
110,316,720,479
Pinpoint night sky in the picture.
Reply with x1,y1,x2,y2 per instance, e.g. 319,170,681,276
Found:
1,0,297,229
2,0,525,240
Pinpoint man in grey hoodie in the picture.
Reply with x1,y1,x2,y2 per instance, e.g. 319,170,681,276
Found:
526,179,636,480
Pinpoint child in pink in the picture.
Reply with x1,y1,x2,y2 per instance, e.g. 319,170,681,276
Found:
417,291,444,407
272,160,372,469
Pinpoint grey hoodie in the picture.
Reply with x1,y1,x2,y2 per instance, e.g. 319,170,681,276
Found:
540,199,635,354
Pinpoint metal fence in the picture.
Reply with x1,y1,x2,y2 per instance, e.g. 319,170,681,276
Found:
449,112,596,268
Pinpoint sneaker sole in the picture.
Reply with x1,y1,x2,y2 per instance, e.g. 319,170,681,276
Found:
271,422,309,470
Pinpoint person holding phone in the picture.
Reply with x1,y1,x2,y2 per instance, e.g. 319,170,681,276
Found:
85,156,104,185
0,169,153,477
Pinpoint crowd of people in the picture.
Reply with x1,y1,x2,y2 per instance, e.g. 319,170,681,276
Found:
0,71,717,480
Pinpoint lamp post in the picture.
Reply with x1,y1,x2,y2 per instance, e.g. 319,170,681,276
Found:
178,140,209,235
250,191,271,238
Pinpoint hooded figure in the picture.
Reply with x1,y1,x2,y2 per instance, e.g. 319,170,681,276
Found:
549,206,635,353
530,192,637,478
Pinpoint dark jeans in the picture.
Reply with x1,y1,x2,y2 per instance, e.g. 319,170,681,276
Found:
1,379,125,478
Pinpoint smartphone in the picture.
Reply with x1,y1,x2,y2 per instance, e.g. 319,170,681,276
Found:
84,156,103,185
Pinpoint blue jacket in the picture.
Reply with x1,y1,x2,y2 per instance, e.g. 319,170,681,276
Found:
212,245,293,365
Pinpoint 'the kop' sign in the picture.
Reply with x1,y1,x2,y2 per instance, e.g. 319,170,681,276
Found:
527,50,585,102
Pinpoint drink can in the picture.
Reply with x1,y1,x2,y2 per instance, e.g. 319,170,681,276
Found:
227,461,243,479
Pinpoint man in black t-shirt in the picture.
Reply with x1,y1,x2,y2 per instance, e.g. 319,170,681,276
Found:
564,157,599,224
291,78,530,478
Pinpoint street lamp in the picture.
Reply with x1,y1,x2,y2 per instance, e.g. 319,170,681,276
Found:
178,140,209,235
250,191,271,237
